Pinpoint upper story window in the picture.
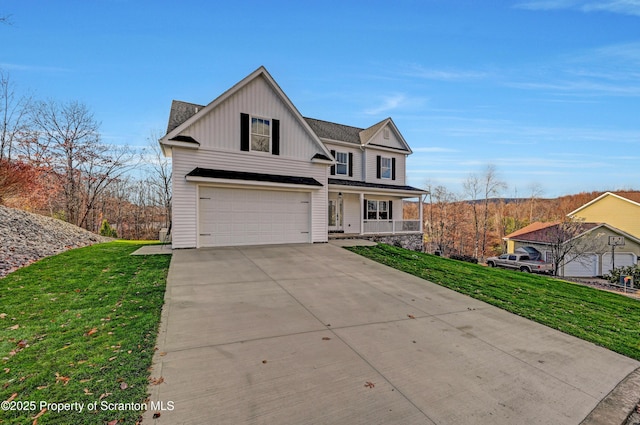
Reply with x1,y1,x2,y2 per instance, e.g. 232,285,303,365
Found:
330,150,352,177
251,117,270,152
241,113,279,155
335,152,348,175
380,156,392,179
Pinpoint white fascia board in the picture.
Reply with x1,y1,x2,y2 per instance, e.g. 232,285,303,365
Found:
328,183,425,198
159,140,200,158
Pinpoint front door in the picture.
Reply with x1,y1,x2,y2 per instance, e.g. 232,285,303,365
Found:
328,197,343,232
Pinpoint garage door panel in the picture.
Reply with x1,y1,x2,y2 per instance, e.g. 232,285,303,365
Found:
563,253,598,277
602,252,636,274
198,187,311,247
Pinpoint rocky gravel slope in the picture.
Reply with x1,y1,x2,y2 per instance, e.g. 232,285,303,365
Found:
0,205,111,278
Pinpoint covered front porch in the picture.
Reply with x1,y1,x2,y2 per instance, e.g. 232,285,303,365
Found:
327,178,426,249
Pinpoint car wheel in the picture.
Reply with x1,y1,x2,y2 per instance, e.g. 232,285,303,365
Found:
520,267,530,273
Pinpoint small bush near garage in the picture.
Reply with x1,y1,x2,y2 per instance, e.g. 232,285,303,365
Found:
449,254,478,264
605,264,640,288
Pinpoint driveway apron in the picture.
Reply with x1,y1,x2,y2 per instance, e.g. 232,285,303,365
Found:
144,243,639,425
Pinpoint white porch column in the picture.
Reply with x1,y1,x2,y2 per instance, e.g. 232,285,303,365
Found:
360,192,364,235
419,194,424,233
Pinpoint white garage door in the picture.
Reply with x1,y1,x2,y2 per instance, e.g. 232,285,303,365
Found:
602,252,636,275
563,253,598,277
198,186,311,247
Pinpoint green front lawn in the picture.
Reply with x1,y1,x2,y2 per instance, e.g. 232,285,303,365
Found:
348,244,640,361
0,241,171,424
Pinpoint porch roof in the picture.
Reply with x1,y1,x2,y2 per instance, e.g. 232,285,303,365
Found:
328,178,426,196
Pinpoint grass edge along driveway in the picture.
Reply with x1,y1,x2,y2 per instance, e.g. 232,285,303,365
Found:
0,241,170,425
347,244,640,361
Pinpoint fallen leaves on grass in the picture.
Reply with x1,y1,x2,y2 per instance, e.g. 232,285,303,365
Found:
86,328,98,336
55,372,70,385
5,393,17,402
32,407,47,423
8,324,19,330
119,381,128,390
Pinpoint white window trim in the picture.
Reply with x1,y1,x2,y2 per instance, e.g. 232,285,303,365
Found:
250,115,271,153
367,200,389,220
335,151,348,175
380,157,392,179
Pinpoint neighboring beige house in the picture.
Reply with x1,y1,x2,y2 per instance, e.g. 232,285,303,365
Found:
160,66,426,249
568,192,640,239
504,192,640,277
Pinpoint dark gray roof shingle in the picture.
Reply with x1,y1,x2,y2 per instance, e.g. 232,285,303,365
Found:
166,100,205,134
303,117,363,145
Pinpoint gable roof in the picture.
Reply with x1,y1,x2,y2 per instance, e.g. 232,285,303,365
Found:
160,66,332,159
568,191,640,217
506,222,601,244
504,222,559,240
303,117,412,153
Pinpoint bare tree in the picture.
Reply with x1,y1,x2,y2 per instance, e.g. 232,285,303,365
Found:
31,100,100,224
144,131,172,230
480,164,506,261
542,219,604,276
463,173,481,259
0,70,32,160
527,182,544,222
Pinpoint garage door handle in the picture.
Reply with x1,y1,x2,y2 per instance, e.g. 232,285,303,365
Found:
301,231,309,234
199,233,211,236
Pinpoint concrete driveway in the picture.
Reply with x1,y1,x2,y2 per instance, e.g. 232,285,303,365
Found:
144,243,639,424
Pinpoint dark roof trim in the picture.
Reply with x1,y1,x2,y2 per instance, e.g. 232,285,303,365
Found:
312,153,332,161
169,135,200,144
368,143,410,152
187,167,323,187
328,178,424,192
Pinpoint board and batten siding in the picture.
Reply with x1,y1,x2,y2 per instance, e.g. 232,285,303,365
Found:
364,149,406,186
368,126,406,150
180,76,320,162
171,147,328,248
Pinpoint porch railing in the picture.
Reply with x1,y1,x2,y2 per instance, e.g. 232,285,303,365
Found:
363,220,421,234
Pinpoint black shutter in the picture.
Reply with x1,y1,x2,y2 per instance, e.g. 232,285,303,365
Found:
363,199,367,220
376,155,381,179
330,150,336,175
389,200,393,220
348,152,353,177
272,119,280,155
392,158,396,180
240,113,250,151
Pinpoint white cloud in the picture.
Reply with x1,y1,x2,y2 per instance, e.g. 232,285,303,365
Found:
363,93,425,115
412,146,460,153
515,0,640,16
403,64,489,81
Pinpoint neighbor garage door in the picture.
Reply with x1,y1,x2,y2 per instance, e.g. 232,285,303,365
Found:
563,253,598,277
602,252,636,275
198,186,311,247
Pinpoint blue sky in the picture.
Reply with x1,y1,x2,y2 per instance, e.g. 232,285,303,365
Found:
2,0,639,198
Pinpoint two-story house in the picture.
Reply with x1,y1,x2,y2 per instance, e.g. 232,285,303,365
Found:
160,66,425,249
